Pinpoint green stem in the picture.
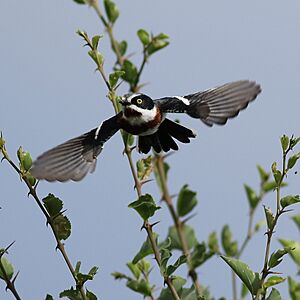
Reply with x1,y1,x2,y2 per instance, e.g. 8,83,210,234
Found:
91,2,123,66
155,155,203,298
0,260,21,300
2,154,87,300
256,148,289,299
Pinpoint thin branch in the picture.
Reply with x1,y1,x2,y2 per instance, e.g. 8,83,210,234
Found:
1,152,87,300
0,244,21,300
91,2,123,66
255,145,292,300
155,154,203,298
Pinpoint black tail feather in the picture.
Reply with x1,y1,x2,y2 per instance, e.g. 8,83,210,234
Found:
157,128,178,152
138,119,196,154
160,119,196,143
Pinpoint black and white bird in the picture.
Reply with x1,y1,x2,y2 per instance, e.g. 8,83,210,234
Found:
30,80,261,182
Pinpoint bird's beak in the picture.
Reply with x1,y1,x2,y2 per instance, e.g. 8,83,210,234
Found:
119,97,131,106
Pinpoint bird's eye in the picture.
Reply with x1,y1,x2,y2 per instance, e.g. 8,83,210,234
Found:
136,98,143,105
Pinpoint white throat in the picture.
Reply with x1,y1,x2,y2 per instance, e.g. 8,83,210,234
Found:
124,105,158,125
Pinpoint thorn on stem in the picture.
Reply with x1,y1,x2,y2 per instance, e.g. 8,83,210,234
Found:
182,213,197,224
150,221,160,229
2,241,16,255
140,179,153,186
12,271,20,284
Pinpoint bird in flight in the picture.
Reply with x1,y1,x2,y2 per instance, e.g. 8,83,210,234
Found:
30,80,261,182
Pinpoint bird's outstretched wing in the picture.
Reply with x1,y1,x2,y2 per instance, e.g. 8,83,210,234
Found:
30,113,121,182
154,80,261,126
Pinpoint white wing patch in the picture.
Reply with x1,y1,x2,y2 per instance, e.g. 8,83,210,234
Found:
94,122,103,140
174,96,190,105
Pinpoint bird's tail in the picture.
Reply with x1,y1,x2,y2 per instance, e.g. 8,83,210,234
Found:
138,118,196,154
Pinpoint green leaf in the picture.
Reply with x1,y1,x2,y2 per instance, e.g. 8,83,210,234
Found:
128,194,160,220
280,195,300,208
147,36,169,56
75,261,81,274
109,70,125,89
281,135,289,152
54,215,71,241
263,276,285,288
221,224,238,257
292,214,300,232
271,162,282,185
25,173,36,186
43,193,63,216
121,60,138,85
73,0,86,4
181,286,197,300
278,239,300,266
88,266,98,277
126,279,153,297
104,0,119,24
156,33,169,40
287,153,300,169
60,287,81,300
264,206,275,230
74,263,98,288
115,40,127,56
86,290,97,300
244,184,259,209
176,184,198,217
43,197,70,239
91,35,101,49
136,156,153,181
137,29,150,45
22,152,32,171
0,256,14,280
45,295,54,300
154,161,170,193
166,255,187,276
257,165,270,183
269,248,291,268
158,276,186,300
241,283,249,298
127,262,141,280
88,50,103,67
290,137,300,149
254,220,265,232
221,256,260,295
17,147,33,171
288,276,300,300
262,181,287,193
137,259,151,274
166,224,198,250
111,271,128,280
208,231,219,253
265,288,282,300
132,234,158,264
160,247,171,274
190,242,207,268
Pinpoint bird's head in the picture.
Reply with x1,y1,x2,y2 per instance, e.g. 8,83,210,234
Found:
119,94,155,113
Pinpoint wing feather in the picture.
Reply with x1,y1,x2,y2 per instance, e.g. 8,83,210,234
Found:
155,80,261,127
30,113,121,182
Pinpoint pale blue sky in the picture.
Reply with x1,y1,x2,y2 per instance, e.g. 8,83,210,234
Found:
1,1,300,299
